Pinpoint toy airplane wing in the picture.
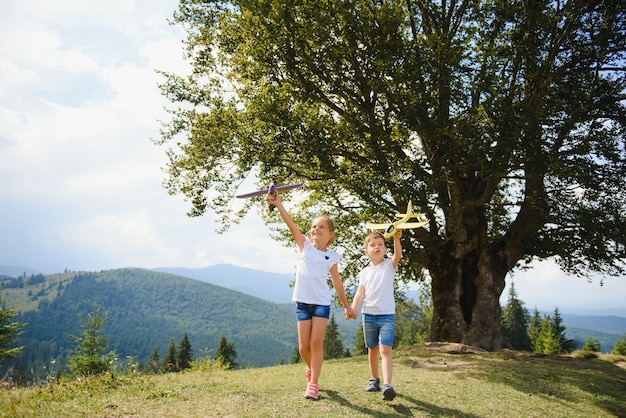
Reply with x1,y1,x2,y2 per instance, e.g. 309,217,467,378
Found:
396,220,429,229
236,182,304,198
365,220,429,231
395,212,427,219
365,222,393,230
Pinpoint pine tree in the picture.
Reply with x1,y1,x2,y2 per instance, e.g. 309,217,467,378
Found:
582,336,601,352
177,331,193,370
215,334,238,369
500,283,531,350
354,325,367,356
0,291,26,363
162,337,178,372
67,305,115,376
535,316,561,354
395,298,425,347
289,346,301,364
324,314,344,359
147,346,161,373
611,333,626,355
528,308,543,352
415,280,433,345
550,308,574,353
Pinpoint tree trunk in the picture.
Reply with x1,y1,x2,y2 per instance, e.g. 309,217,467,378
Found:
426,174,509,351
428,245,507,351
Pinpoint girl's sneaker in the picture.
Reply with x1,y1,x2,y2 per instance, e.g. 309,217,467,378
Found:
304,382,319,400
305,367,311,383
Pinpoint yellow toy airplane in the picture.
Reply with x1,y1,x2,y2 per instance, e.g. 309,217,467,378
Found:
365,200,428,239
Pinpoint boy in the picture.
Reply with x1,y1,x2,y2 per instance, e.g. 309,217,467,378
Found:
351,229,402,401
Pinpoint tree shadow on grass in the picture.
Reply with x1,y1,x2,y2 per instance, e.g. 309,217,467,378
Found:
473,353,626,417
324,389,482,417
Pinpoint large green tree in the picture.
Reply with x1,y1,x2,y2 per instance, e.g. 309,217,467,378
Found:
158,0,626,350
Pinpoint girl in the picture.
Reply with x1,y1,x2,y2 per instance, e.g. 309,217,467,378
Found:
268,190,354,400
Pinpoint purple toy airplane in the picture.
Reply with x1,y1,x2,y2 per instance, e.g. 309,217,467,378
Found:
235,182,304,198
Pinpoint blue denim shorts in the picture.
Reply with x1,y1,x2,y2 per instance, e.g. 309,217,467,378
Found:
295,302,331,321
363,314,395,348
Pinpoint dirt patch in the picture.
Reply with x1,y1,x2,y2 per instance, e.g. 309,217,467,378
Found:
423,341,487,354
410,358,472,369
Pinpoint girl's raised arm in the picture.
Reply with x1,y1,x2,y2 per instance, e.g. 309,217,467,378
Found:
268,191,306,250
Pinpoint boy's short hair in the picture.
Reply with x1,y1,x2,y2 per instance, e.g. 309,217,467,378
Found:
364,232,385,249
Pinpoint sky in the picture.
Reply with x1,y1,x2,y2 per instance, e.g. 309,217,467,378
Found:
1,0,624,315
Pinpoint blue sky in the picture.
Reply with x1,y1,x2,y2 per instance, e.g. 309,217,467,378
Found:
1,0,624,315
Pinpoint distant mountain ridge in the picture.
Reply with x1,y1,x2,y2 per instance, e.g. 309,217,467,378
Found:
153,264,295,304
0,268,300,383
148,264,626,335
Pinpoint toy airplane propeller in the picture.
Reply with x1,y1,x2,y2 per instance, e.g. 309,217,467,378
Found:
365,200,428,239
235,182,304,198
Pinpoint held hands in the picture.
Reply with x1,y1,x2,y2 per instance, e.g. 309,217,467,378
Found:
344,306,357,320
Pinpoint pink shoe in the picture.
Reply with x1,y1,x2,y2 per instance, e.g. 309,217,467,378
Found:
304,382,319,400
305,367,311,383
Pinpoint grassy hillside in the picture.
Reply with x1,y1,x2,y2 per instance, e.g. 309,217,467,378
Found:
1,345,625,417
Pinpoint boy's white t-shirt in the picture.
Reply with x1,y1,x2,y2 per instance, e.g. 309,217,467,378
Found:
292,240,341,305
358,258,397,315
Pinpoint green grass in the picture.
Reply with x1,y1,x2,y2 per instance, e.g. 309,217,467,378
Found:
2,346,625,417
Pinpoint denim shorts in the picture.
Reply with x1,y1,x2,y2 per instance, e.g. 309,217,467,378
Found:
363,314,395,348
295,302,331,321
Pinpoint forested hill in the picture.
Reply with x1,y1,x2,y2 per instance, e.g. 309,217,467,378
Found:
0,269,298,382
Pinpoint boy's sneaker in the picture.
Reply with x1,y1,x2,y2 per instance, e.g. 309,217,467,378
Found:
382,384,396,401
365,378,380,392
304,382,319,400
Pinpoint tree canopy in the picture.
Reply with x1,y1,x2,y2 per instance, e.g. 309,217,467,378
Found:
158,0,626,350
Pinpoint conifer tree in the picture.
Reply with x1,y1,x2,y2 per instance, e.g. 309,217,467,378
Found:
535,317,561,354
611,333,626,355
177,331,193,370
324,314,344,359
395,298,425,347
0,291,25,363
415,281,433,345
550,308,574,353
215,334,238,369
582,336,600,352
500,284,531,351
163,337,178,372
147,346,161,373
354,324,367,356
528,309,543,352
67,305,115,376
289,346,301,364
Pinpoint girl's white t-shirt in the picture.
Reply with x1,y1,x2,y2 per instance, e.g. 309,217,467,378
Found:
292,240,340,305
358,258,397,315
